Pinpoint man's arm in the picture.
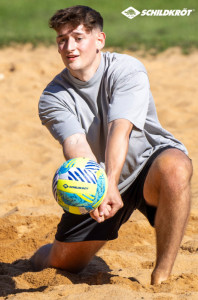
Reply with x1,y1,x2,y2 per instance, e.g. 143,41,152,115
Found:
90,118,133,222
62,133,96,161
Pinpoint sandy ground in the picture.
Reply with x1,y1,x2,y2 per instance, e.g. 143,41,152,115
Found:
0,45,198,299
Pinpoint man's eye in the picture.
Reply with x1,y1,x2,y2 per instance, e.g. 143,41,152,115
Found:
58,38,66,44
76,37,83,41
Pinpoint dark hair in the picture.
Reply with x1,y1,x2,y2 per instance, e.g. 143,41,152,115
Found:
49,5,103,32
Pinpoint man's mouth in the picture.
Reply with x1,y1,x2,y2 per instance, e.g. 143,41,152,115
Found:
67,55,79,61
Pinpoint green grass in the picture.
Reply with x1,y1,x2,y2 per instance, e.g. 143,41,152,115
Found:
0,0,197,52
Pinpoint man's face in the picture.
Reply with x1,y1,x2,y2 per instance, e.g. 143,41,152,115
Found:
56,24,105,81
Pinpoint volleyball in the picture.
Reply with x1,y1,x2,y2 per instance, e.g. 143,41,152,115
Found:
52,157,108,215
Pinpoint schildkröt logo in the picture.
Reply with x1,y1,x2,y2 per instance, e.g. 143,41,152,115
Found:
63,183,88,190
121,6,194,20
121,7,141,19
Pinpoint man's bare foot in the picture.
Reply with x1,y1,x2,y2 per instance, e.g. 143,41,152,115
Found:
151,268,170,285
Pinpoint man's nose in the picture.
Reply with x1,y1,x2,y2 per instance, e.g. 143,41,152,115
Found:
66,38,75,51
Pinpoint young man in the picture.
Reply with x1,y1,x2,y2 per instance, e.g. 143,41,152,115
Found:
32,5,193,284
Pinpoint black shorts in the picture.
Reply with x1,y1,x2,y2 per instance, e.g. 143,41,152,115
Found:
55,146,174,242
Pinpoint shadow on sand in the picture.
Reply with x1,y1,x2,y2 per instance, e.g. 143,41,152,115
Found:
0,255,140,297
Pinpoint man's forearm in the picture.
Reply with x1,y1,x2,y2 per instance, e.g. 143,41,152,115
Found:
62,133,97,162
90,119,133,223
105,119,133,184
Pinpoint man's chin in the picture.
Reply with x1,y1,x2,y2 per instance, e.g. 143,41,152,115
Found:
65,61,79,69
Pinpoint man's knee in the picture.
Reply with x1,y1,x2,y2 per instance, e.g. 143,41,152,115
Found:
30,243,53,271
163,151,192,188
152,149,192,188
144,149,193,207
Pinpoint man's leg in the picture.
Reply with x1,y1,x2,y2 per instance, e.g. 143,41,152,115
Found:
143,148,193,284
31,239,106,272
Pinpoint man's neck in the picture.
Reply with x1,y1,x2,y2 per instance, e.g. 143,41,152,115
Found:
69,52,101,82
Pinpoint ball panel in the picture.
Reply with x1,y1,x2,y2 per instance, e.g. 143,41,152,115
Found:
92,173,108,208
56,199,88,215
57,189,94,210
69,205,88,215
58,158,78,175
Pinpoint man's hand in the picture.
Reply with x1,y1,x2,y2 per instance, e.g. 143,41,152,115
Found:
90,183,123,223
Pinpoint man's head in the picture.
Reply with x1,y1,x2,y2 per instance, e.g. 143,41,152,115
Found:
49,5,103,33
49,6,105,82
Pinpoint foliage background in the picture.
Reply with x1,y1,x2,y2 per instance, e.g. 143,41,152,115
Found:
0,0,197,52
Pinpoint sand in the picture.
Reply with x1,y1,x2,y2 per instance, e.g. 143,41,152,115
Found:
0,45,198,299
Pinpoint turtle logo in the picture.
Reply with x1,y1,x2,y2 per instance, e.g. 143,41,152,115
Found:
121,6,141,19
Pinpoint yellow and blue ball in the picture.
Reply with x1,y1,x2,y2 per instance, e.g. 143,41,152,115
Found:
52,157,108,215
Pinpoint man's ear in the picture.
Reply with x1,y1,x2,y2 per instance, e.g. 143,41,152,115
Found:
96,32,106,50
